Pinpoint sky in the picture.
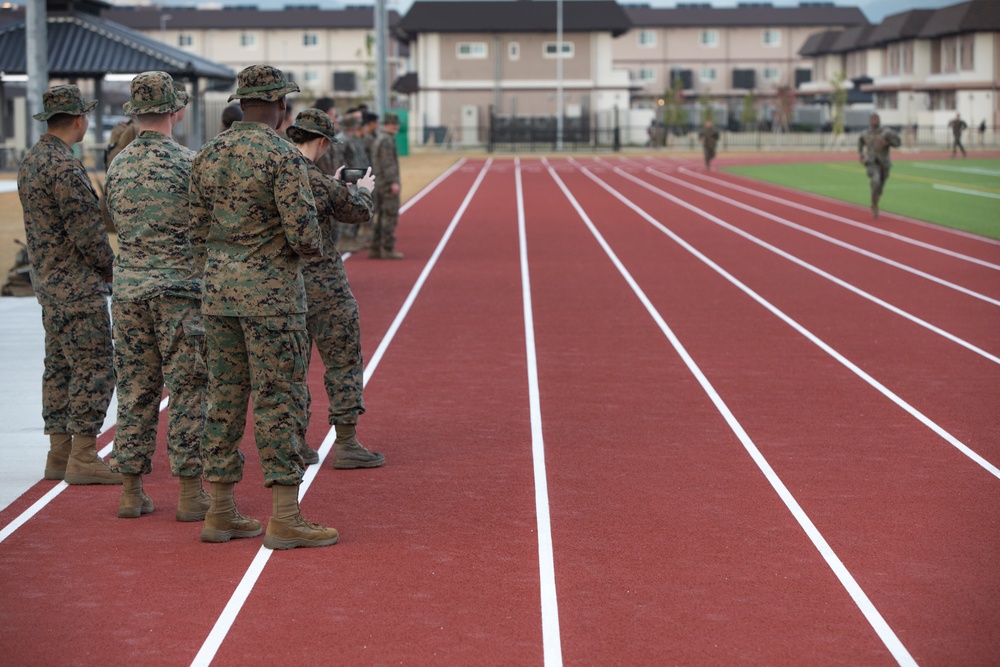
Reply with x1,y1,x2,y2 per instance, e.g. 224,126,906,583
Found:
148,0,962,24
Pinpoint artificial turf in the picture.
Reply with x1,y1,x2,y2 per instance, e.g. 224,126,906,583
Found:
724,158,1000,240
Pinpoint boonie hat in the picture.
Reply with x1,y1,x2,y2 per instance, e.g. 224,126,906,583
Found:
290,108,341,143
382,113,400,125
173,79,190,106
228,65,299,103
122,71,187,115
33,84,97,121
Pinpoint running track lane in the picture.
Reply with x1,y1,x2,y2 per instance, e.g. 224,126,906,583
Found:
0,159,485,665
546,158,999,664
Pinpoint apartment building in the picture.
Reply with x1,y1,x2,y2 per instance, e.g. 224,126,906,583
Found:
103,5,406,107
395,0,632,145
798,0,1000,131
617,2,868,113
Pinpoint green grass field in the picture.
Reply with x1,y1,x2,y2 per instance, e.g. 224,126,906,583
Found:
724,158,1000,240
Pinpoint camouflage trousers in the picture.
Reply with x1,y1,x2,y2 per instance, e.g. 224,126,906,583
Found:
109,296,207,477
302,254,365,432
865,160,891,203
201,313,309,487
40,296,114,436
371,190,401,252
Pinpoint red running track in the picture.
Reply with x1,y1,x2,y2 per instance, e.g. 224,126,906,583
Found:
0,156,997,666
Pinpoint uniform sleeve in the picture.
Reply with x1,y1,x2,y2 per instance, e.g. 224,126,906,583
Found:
310,170,373,224
884,130,901,148
55,167,114,277
375,137,400,185
275,154,324,258
188,161,212,273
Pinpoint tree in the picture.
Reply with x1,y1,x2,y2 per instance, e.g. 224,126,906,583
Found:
698,91,713,126
773,85,796,132
830,71,848,137
741,90,758,129
661,77,689,139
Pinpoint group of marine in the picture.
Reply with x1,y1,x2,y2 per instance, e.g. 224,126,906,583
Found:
17,64,401,550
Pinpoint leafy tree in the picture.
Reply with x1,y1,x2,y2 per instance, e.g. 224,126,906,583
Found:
830,70,848,136
741,91,758,129
661,77,689,136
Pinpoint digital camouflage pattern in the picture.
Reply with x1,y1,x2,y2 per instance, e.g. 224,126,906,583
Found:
371,130,401,252
191,105,322,487
106,122,206,477
32,84,97,121
227,64,299,103
190,121,323,316
201,314,309,486
858,124,901,203
301,159,373,427
121,71,186,116
18,130,115,437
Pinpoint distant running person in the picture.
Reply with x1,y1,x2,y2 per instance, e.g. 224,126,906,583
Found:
858,113,901,219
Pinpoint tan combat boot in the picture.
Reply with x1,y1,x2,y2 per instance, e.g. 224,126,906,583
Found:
118,474,154,518
367,246,382,259
263,484,338,550
176,476,210,522
64,435,123,485
333,424,385,469
299,443,319,466
44,433,72,480
381,249,404,260
200,482,262,543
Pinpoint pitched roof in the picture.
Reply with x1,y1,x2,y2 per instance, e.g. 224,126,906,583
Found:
866,8,934,46
918,0,1000,38
102,6,400,31
397,0,632,40
798,28,841,56
829,22,873,52
0,11,235,82
623,3,867,27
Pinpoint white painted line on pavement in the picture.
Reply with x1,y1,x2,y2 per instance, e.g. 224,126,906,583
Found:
933,184,1000,200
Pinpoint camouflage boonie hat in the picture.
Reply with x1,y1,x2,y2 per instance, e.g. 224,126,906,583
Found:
339,115,359,130
33,84,97,121
122,71,187,115
291,108,341,143
173,79,190,106
382,113,400,125
228,65,299,102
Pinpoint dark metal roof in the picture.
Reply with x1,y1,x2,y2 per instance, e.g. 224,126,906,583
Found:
392,72,419,94
0,11,236,82
623,3,867,27
866,8,934,46
103,6,401,31
918,0,1000,38
798,28,841,56
397,1,633,40
828,22,873,53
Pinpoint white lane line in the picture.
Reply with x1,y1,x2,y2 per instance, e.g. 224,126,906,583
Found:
515,157,563,667
544,157,918,667
650,168,1000,306
913,162,1000,177
933,184,1000,200
0,394,167,545
578,161,1000,482
190,159,494,667
606,165,1000,366
678,165,1000,253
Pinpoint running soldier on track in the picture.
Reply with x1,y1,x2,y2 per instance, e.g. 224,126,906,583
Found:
18,85,120,486
858,112,901,219
105,71,210,521
698,118,720,171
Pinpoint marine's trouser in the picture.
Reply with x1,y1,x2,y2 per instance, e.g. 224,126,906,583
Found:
40,295,114,436
200,314,309,487
370,190,401,252
110,295,207,476
952,138,966,157
865,160,891,203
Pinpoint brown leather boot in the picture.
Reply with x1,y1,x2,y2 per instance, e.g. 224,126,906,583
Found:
44,433,72,480
65,435,123,485
118,474,154,518
333,424,385,469
200,482,262,543
176,476,210,522
381,249,404,260
299,444,319,466
263,484,338,550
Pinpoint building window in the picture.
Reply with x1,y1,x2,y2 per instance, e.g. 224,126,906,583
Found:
509,42,520,60
303,33,318,47
544,41,574,58
762,29,781,47
700,30,718,48
240,33,257,48
700,67,718,81
457,42,488,59
638,30,656,48
960,35,974,70
177,33,193,47
876,91,898,110
637,68,655,81
333,71,357,92
303,70,319,83
763,67,781,82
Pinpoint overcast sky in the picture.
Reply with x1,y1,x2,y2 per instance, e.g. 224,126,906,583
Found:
151,0,961,23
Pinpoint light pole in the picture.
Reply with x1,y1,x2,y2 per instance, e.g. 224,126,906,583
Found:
556,0,563,150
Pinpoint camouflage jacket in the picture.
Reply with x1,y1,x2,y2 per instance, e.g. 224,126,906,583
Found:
315,144,339,176
858,127,901,166
363,132,377,162
106,130,201,302
303,159,373,266
190,120,323,317
699,128,720,151
105,117,139,169
372,132,399,193
17,134,114,306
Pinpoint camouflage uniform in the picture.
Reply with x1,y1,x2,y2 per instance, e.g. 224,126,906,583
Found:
105,117,139,169
858,119,901,211
313,135,342,247
17,86,115,438
190,71,323,488
949,115,968,158
698,124,720,170
105,72,207,478
371,120,401,255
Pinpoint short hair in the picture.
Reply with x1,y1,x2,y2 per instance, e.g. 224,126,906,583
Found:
221,103,243,129
46,113,78,131
241,98,280,110
314,97,335,114
364,112,379,125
